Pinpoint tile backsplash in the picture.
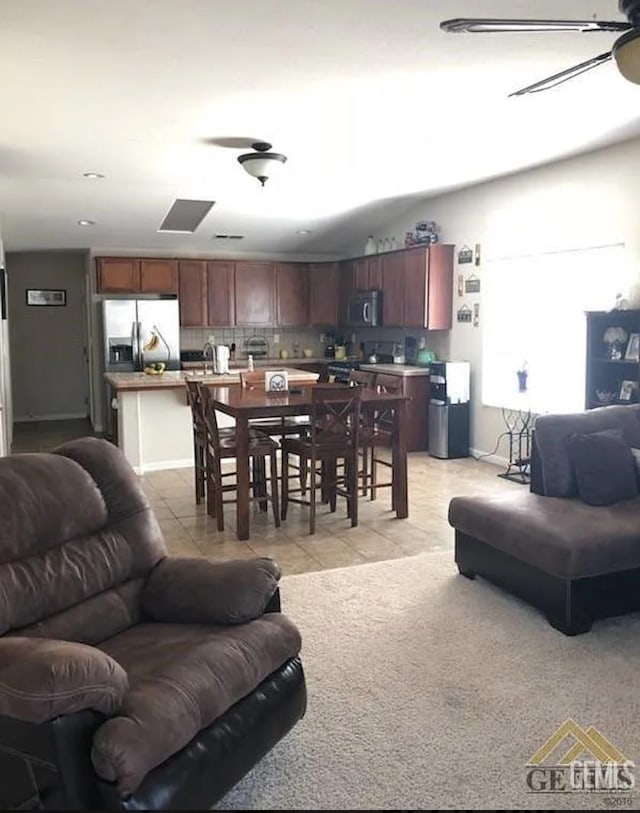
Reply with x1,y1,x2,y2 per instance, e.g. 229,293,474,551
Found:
180,326,327,359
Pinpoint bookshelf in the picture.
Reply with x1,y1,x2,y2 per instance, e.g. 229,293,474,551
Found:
585,310,640,409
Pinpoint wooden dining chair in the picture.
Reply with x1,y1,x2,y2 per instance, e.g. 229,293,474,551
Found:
360,373,404,504
281,384,362,535
197,382,281,532
348,369,377,497
184,379,209,505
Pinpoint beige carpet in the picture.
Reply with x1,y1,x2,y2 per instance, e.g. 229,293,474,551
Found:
218,551,640,810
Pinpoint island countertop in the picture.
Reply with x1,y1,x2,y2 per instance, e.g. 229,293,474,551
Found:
105,368,320,392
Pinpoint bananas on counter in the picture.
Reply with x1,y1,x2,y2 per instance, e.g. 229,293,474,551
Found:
144,362,166,376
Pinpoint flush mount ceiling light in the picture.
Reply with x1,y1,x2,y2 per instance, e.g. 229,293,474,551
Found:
77,219,95,226
82,172,104,179
237,141,287,186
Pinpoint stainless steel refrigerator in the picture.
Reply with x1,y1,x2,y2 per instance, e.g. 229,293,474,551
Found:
102,295,180,437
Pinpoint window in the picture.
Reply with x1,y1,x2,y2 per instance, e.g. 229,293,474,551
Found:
482,243,628,414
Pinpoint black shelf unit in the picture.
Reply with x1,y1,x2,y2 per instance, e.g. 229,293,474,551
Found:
586,310,640,409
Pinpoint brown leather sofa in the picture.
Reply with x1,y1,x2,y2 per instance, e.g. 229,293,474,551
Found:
448,405,640,635
0,437,306,810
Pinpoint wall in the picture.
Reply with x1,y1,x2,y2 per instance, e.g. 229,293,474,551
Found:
7,251,89,421
343,137,640,461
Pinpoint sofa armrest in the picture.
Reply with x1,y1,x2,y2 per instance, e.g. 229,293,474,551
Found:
141,556,281,625
0,638,128,724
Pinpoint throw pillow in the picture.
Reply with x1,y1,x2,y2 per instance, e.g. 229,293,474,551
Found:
568,428,638,506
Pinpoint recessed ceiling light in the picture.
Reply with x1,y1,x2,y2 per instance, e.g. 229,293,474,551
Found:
82,172,105,179
296,229,311,235
77,219,96,226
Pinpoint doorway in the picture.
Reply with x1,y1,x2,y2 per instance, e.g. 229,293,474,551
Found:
7,251,90,425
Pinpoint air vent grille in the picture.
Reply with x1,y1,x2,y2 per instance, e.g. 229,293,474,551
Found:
158,199,215,233
214,234,245,240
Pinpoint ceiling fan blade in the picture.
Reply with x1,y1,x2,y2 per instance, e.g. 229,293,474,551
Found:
508,51,613,96
440,18,631,33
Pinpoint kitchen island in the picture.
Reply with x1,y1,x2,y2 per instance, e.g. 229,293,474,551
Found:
105,368,319,473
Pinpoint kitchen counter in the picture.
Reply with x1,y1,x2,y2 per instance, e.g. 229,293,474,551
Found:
105,368,320,392
360,363,430,378
104,367,319,473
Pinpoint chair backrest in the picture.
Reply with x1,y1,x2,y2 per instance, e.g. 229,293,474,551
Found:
239,370,266,390
310,383,362,452
0,438,167,644
197,380,224,455
185,379,207,437
375,374,403,395
349,370,376,389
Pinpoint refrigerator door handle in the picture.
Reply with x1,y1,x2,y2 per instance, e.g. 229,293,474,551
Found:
131,321,139,370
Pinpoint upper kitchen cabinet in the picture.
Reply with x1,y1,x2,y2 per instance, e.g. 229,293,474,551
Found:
381,253,405,327
178,260,208,326
354,256,382,290
207,261,235,326
403,244,454,330
276,263,308,326
139,259,178,293
234,261,275,326
309,262,339,326
96,258,140,293
96,257,178,294
339,260,355,324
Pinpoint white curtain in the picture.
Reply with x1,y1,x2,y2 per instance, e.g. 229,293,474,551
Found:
482,244,629,414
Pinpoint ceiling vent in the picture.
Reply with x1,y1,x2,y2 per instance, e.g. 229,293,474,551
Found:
158,199,215,233
214,234,245,240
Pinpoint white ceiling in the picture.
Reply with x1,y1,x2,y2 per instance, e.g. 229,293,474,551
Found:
1,0,638,257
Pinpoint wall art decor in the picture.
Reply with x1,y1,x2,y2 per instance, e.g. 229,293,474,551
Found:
458,274,464,297
465,273,481,294
473,302,480,327
457,245,473,264
26,289,66,306
457,303,472,323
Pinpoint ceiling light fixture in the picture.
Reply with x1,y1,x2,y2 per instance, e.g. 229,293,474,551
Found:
77,219,95,226
82,172,104,179
613,29,640,85
237,141,287,186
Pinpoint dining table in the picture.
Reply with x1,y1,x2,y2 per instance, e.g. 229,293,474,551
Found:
208,383,410,540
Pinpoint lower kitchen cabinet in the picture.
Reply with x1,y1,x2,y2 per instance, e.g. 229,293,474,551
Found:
403,374,431,452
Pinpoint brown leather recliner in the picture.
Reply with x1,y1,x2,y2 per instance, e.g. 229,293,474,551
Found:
0,437,306,810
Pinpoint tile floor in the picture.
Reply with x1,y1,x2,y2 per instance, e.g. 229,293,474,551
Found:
12,419,520,576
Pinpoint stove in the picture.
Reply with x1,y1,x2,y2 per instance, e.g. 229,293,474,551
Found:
326,359,361,383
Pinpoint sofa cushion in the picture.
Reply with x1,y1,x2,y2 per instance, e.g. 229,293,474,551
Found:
568,429,638,506
91,617,302,796
534,404,640,497
448,490,640,579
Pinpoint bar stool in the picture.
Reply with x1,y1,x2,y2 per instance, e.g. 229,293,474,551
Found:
197,382,281,532
360,373,403,504
281,384,362,535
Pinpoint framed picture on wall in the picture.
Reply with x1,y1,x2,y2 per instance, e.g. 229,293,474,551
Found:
26,289,66,307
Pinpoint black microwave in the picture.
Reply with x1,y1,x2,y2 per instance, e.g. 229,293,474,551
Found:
348,290,382,327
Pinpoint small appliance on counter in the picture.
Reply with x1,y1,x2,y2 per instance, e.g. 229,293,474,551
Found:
404,336,418,366
428,361,470,459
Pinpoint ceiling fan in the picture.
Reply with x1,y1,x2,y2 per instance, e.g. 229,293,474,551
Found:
440,0,640,96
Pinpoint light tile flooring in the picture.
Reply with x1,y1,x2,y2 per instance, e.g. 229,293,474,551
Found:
12,419,520,575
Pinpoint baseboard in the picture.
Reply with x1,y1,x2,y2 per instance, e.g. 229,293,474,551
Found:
133,458,193,475
469,448,509,468
14,412,89,423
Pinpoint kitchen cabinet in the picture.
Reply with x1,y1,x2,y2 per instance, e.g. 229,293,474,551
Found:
381,253,405,327
354,257,382,290
276,263,308,326
139,259,178,293
96,257,177,294
339,260,355,324
178,261,208,326
234,261,275,326
207,261,235,326
309,262,339,326
403,245,454,330
96,258,140,293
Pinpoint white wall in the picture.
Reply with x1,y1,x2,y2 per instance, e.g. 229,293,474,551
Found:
344,137,640,461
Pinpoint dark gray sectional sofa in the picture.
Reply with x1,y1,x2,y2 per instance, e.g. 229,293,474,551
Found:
448,404,640,635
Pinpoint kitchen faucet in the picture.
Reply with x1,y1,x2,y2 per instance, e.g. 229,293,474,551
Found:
202,341,215,374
